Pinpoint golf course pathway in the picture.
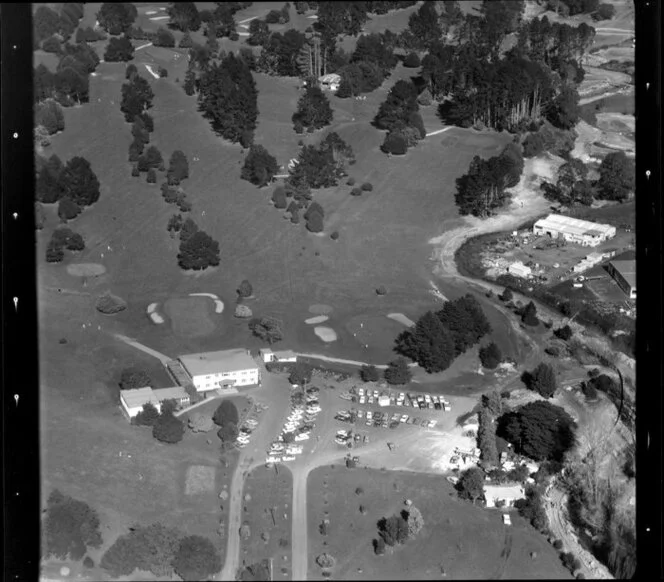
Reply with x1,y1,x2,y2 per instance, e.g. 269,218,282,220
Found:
112,333,173,364
294,352,418,369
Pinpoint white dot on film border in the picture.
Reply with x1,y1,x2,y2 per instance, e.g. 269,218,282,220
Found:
13,132,18,138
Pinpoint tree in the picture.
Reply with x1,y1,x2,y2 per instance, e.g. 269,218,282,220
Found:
403,52,421,68
172,535,221,581
53,67,90,105
456,466,485,504
241,145,279,187
97,3,137,35
479,342,502,369
34,6,62,44
394,311,455,373
478,409,499,468
154,27,176,48
373,537,386,555
152,410,185,443
35,202,47,230
554,325,573,341
360,364,380,382
481,390,504,417
249,316,284,344
524,362,557,398
213,400,239,427
404,506,424,537
42,34,62,53
36,99,65,135
134,402,161,426
46,240,65,263
125,63,138,80
58,197,82,221
597,152,635,201
147,168,157,183
521,300,539,326
377,514,409,546
373,80,419,133
381,132,408,155
500,287,513,302
247,18,270,46
293,86,334,131
44,490,103,560
546,86,580,130
497,400,576,462
306,211,324,233
178,230,220,270
167,2,201,31
179,217,199,242
104,36,135,62
407,1,442,49
168,150,190,184
437,294,492,355
121,75,154,122
237,279,253,298
61,157,100,207
594,3,615,20
218,422,239,446
189,413,214,432
272,185,288,208
384,357,412,385
198,55,258,144
289,362,313,386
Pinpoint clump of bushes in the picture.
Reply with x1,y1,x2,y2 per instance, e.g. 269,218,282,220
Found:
381,133,408,155
376,285,387,295
95,291,128,314
330,231,339,240
350,187,363,196
403,52,421,68
347,177,356,186
361,182,373,191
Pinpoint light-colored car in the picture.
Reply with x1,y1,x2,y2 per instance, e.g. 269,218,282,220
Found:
400,414,409,423
357,410,364,418
373,390,379,398
358,388,365,396
368,396,375,405
365,420,373,427
282,455,296,461
366,411,373,420
399,392,406,399
267,456,281,463
502,514,511,526
425,394,432,402
359,396,366,404
427,420,437,428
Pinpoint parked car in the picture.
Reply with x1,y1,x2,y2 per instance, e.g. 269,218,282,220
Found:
357,410,364,419
366,411,373,420
359,396,366,404
434,402,442,410
503,514,512,525
368,396,375,405
427,420,437,428
400,414,409,423
389,421,399,429
282,455,296,461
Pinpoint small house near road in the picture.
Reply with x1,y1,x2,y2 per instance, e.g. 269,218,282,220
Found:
484,484,526,508
318,73,341,92
533,214,616,247
607,260,636,299
120,386,191,418
179,349,260,394
260,348,298,363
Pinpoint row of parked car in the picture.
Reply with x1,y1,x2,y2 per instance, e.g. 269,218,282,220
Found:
336,408,437,429
354,386,452,411
266,386,321,464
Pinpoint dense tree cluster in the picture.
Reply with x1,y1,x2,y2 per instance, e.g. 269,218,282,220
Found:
336,32,398,97
97,3,138,35
241,145,279,187
177,221,221,270
514,484,548,530
43,489,103,560
497,400,576,462
121,74,155,123
119,368,152,390
522,362,558,398
374,80,425,155
395,294,491,372
454,143,524,217
478,408,499,468
360,364,381,382
304,201,325,232
34,3,86,46
540,158,593,206
292,86,333,132
167,150,190,185
172,535,222,581
597,152,635,201
377,514,409,546
167,2,202,32
315,2,370,40
153,409,185,443
383,357,412,385
479,342,502,369
35,99,65,135
104,36,135,62
154,27,176,48
257,29,309,77
198,54,258,145
265,3,291,24
249,316,284,344
456,466,486,504
46,227,85,262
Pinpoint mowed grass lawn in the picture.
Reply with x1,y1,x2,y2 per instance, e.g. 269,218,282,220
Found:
240,465,294,581
307,466,572,580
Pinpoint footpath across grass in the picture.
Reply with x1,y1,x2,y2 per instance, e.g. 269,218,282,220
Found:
307,466,571,580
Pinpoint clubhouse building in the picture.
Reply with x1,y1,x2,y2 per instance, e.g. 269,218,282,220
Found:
178,348,260,394
120,386,190,418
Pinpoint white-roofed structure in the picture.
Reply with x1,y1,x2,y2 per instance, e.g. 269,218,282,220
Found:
260,348,297,363
120,386,191,418
484,484,526,508
533,214,616,247
508,261,532,278
179,349,260,393
318,73,341,92
152,386,191,407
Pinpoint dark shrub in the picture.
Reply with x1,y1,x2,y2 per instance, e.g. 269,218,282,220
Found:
361,182,373,191
58,197,81,221
347,177,356,186
330,231,339,240
403,52,420,68
83,556,94,568
381,133,408,155
376,286,387,295
523,133,545,158
147,168,157,183
350,187,362,196
553,539,563,550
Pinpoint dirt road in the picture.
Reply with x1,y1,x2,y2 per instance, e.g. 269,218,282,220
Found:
545,485,614,579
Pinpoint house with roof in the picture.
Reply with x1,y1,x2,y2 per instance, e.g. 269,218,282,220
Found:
260,348,297,363
484,483,526,508
120,386,190,418
178,349,260,394
508,261,532,278
533,214,616,247
607,260,636,299
318,73,341,92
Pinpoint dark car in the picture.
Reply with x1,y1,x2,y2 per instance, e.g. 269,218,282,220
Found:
434,402,442,410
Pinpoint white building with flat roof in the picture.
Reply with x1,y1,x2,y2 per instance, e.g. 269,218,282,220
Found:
179,349,260,393
484,484,526,508
120,386,191,418
533,214,616,247
260,348,298,363
508,261,532,278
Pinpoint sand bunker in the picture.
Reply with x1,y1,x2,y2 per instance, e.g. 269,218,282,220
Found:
308,304,333,315
145,10,157,15
145,64,160,79
305,315,329,324
189,293,224,314
67,263,106,277
314,326,337,342
150,312,165,324
147,303,158,314
387,313,416,327
150,15,169,21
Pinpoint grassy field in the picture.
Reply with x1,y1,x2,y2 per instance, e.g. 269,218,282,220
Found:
240,465,294,581
306,466,572,580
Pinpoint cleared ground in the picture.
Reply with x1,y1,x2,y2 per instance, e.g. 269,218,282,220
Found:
306,467,572,580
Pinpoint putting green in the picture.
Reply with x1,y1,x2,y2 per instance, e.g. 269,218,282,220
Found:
164,296,216,338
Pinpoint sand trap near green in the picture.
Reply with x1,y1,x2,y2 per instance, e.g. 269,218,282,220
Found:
164,296,216,338
67,263,106,277
387,313,416,327
308,304,333,315
305,315,329,324
314,326,337,342
147,303,165,324
189,292,225,314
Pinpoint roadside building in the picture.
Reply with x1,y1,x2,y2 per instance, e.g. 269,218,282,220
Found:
533,214,616,247
179,349,260,394
378,395,391,407
607,260,636,299
260,348,297,363
484,484,526,508
508,261,532,278
120,386,192,418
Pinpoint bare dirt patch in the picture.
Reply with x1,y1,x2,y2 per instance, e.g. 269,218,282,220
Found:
185,465,216,496
67,263,106,277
